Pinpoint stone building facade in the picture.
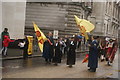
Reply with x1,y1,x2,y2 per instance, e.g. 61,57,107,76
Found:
88,2,120,38
1,1,120,39
104,2,120,38
25,2,92,37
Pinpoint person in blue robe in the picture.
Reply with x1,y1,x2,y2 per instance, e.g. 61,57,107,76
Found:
42,32,54,64
88,36,99,72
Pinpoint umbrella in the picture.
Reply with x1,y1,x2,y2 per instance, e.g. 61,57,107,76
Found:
77,35,82,39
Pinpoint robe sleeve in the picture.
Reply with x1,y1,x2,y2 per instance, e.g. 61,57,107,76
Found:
8,39,15,42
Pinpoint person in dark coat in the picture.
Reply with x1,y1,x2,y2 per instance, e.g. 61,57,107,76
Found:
52,39,62,66
88,36,99,72
42,32,54,64
64,35,70,57
1,28,9,41
23,36,29,60
67,37,76,68
74,35,79,46
99,38,106,62
77,38,82,48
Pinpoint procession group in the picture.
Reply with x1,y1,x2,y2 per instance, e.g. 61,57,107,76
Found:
1,28,118,72
41,31,118,72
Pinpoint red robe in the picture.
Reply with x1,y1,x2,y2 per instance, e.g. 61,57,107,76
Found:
109,41,118,63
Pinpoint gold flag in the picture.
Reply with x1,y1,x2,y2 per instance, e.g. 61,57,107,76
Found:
79,26,89,40
33,22,47,53
74,15,90,40
74,15,95,32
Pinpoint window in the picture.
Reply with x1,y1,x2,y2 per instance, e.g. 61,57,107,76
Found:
106,24,109,34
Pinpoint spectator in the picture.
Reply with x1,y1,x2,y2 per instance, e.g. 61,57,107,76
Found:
1,28,10,46
1,35,15,57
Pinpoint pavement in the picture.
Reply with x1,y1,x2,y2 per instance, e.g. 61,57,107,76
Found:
1,49,119,79
1,44,89,60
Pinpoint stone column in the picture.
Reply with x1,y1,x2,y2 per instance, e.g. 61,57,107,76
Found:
2,1,26,39
0,0,2,45
0,0,2,79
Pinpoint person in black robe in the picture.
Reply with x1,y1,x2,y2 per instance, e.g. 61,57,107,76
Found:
43,32,54,64
67,37,76,68
52,39,62,66
64,35,70,57
23,36,29,60
77,38,82,48
99,38,106,62
88,36,99,72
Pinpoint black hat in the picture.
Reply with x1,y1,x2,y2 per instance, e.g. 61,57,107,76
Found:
93,36,98,39
54,38,58,40
4,28,8,31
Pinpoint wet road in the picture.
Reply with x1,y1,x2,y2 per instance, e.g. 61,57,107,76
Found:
2,50,119,78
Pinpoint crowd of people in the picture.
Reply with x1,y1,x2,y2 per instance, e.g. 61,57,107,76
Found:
1,28,15,57
41,32,118,72
0,28,118,72
88,35,118,72
0,28,29,59
98,37,118,66
42,32,78,67
42,32,118,72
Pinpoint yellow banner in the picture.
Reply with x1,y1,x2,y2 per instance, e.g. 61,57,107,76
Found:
79,26,89,41
74,15,95,32
33,22,47,53
27,36,33,55
74,15,91,41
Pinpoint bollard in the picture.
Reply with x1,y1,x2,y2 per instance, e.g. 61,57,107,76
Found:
27,36,33,55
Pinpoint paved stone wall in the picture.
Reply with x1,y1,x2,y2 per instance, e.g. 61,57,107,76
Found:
25,2,84,37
